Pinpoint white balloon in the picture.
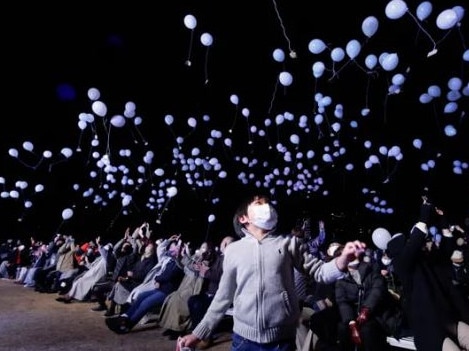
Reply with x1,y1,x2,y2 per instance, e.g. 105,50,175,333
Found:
279,71,293,86
427,85,441,97
385,0,408,19
290,134,300,144
314,114,324,125
312,61,325,78
164,114,174,126
61,148,73,158
208,214,215,223
229,94,239,105
413,138,423,149
444,124,457,136
416,1,433,21
34,184,44,192
273,48,285,62
372,227,392,250
134,116,142,126
463,49,469,61
443,102,458,114
419,93,433,104
8,148,19,158
188,117,197,128
91,101,107,117
183,14,197,29
331,47,345,62
78,120,87,130
345,39,361,59
200,32,213,46
447,77,462,91
110,115,126,128
452,6,465,22
392,73,405,85
364,54,378,70
362,16,379,38
87,87,101,100
308,39,326,54
22,141,34,152
167,186,178,198
61,208,74,220
436,9,458,30
381,53,399,71
122,194,132,207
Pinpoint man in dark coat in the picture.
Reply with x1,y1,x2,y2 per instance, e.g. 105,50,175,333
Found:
387,197,469,351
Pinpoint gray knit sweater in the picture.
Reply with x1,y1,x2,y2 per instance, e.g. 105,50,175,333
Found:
192,230,345,343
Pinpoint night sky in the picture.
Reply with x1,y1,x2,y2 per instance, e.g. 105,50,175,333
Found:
1,1,468,245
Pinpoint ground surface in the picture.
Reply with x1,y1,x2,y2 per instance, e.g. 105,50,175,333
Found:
0,279,232,351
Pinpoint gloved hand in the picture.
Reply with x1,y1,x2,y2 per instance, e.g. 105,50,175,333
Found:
356,306,370,325
349,320,362,345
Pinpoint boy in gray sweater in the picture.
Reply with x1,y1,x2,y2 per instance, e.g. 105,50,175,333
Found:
179,193,366,351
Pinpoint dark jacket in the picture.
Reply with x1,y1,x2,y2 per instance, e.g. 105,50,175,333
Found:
154,259,184,295
335,261,402,336
389,224,469,351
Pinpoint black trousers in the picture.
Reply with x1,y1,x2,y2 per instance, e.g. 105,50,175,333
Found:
91,279,115,305
187,293,214,327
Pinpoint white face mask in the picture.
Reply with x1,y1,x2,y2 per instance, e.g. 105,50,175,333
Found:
249,203,278,231
381,257,392,266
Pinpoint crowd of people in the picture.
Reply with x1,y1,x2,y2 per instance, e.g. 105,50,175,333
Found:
1,193,468,351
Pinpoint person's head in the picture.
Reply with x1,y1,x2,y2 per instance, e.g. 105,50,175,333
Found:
451,250,464,266
219,236,235,254
120,242,133,256
381,252,392,267
166,239,181,258
234,194,278,234
197,241,216,263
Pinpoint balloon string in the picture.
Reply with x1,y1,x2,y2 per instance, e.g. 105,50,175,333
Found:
268,79,279,114
132,125,148,145
156,197,172,224
185,29,195,66
246,117,252,145
204,46,210,85
328,59,353,82
455,25,467,50
228,106,238,134
105,125,112,157
407,11,437,54
270,0,295,58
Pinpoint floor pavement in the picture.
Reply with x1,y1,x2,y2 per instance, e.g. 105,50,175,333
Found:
0,279,232,351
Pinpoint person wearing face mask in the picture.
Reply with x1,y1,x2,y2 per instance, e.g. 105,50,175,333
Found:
378,251,402,301
178,193,367,351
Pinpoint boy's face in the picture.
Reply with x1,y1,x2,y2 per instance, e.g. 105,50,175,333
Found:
240,196,269,224
240,196,278,231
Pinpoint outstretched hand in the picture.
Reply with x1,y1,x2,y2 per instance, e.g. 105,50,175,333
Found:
335,240,366,271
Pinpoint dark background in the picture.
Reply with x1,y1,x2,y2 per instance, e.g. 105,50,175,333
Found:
0,1,468,245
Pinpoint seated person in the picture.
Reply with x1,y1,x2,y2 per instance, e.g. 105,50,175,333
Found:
105,238,184,334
